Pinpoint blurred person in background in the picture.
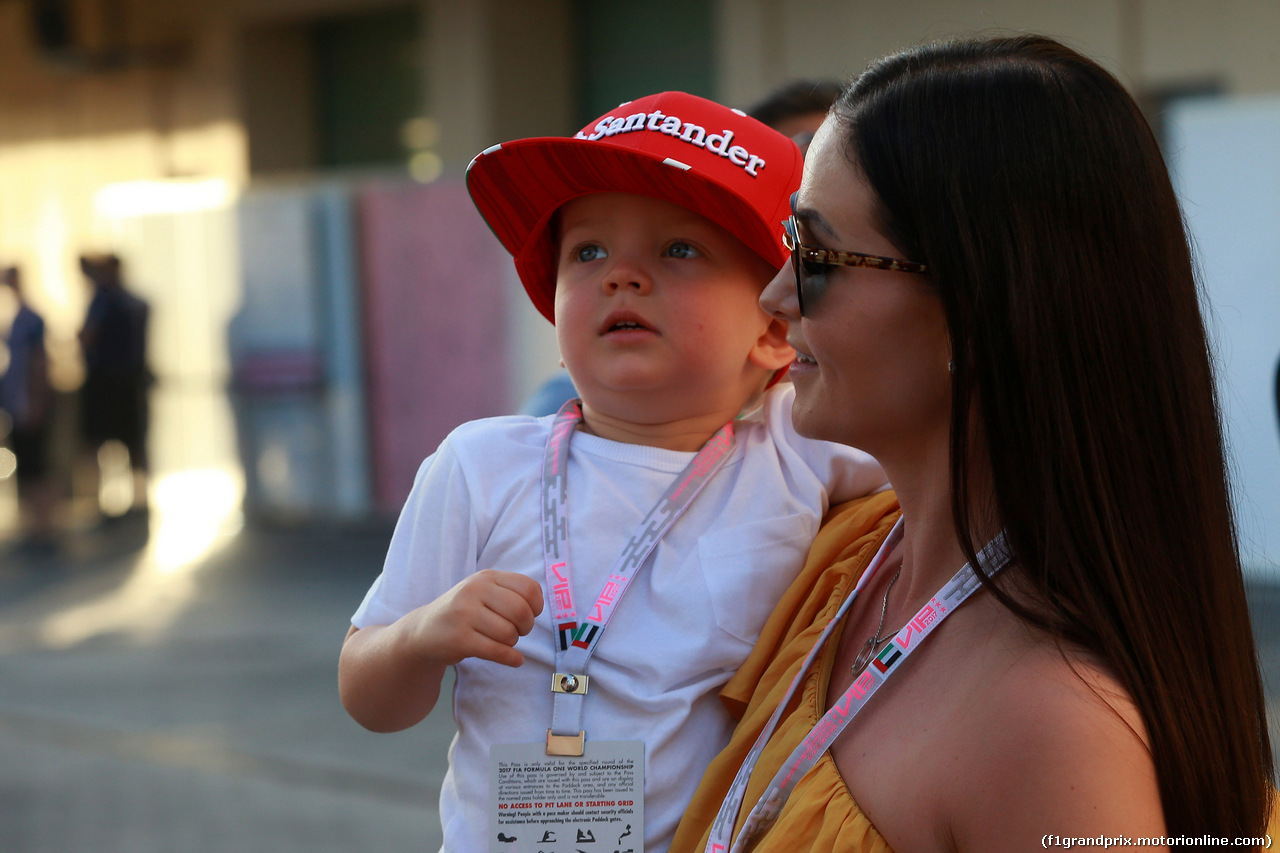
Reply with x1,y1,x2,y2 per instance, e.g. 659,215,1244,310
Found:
747,78,844,153
78,253,151,517
0,265,55,545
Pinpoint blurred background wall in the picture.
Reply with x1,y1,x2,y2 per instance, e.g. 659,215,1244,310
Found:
0,0,1276,576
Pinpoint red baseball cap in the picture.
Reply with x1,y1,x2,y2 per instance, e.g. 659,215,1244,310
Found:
467,91,804,323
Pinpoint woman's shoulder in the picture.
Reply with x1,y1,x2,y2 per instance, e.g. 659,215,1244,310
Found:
837,592,1165,851
940,613,1166,850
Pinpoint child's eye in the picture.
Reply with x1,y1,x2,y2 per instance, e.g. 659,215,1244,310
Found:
573,243,607,263
665,241,701,259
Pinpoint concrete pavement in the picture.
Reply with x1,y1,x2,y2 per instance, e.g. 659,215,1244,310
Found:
0,515,454,852
0,515,1277,852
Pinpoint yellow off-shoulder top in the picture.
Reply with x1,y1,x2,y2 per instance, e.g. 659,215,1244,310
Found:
672,491,901,853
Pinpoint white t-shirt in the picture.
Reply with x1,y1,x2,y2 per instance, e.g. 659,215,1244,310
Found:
351,384,886,853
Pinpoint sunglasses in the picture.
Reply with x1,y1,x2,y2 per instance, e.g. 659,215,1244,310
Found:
781,215,928,316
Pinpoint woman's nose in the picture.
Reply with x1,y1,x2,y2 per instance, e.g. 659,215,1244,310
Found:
760,263,799,319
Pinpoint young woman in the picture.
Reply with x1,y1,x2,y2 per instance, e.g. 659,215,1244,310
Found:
675,34,1275,852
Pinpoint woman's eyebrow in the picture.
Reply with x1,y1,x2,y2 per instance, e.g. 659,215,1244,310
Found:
789,190,838,240
793,207,838,241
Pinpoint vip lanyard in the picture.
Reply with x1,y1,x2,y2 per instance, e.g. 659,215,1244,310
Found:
541,399,737,755
706,518,1012,853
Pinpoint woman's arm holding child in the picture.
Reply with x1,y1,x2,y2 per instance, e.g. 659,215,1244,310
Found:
339,569,543,732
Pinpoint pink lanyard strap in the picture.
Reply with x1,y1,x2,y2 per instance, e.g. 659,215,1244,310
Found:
541,399,737,753
706,519,1012,852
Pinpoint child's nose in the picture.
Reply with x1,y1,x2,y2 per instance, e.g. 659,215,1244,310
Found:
601,257,653,296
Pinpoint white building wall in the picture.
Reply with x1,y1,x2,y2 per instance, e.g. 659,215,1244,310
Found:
1168,97,1280,582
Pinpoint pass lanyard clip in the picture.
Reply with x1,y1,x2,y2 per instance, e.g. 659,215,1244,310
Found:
706,519,1012,852
541,400,737,754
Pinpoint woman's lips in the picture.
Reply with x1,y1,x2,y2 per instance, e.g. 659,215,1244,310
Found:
789,339,816,367
789,344,817,375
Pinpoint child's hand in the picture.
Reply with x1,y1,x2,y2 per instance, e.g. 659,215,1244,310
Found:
412,570,544,668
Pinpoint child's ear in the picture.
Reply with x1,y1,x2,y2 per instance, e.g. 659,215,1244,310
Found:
747,314,795,373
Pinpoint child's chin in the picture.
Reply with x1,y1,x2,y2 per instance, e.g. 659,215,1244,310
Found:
580,371,670,397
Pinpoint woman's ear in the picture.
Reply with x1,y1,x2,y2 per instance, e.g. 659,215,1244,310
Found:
747,314,795,373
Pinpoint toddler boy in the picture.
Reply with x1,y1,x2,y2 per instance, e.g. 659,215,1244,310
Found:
339,92,886,853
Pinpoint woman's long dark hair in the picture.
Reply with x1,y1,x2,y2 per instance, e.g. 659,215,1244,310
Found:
833,34,1272,835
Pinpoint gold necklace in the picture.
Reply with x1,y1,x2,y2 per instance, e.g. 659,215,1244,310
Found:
850,564,903,675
